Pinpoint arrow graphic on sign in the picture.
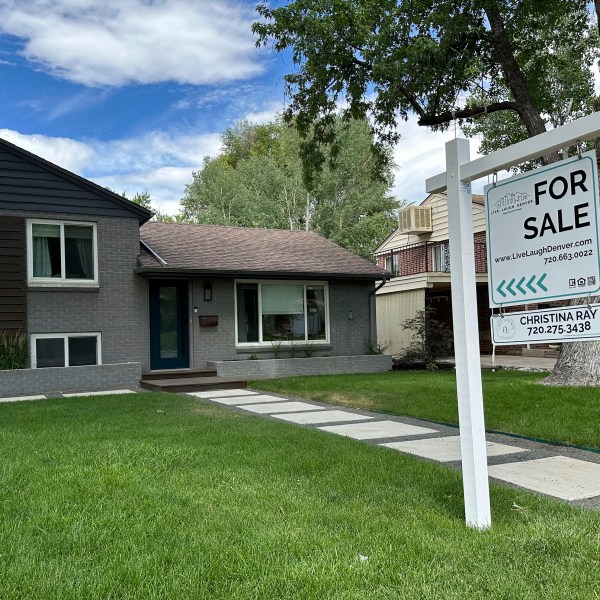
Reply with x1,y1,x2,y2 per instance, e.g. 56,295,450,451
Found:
496,280,507,297
506,278,516,296
496,274,548,298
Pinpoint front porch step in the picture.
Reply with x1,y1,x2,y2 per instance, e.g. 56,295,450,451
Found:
141,369,217,381
140,376,248,394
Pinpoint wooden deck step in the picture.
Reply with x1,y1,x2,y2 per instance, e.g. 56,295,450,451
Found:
140,376,248,394
141,369,217,381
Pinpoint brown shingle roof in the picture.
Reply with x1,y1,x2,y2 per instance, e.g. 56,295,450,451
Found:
138,222,388,280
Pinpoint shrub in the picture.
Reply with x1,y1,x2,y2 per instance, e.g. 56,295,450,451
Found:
400,307,453,366
0,329,28,370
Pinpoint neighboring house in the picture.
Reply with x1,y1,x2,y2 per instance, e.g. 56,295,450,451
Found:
0,137,389,398
374,192,558,356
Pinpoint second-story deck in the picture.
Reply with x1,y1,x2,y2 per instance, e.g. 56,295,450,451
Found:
375,240,487,278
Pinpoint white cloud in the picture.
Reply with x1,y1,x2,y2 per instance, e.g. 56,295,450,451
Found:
0,0,263,86
0,127,222,214
95,166,195,215
0,128,95,172
391,118,487,204
244,100,283,125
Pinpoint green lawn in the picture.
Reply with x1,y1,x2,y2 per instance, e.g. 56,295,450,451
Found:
1,393,600,598
250,370,600,450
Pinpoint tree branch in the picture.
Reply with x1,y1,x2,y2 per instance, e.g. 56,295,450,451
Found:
417,101,519,126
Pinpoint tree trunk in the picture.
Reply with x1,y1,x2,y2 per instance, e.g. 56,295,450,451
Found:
543,300,600,385
542,100,600,385
484,2,547,139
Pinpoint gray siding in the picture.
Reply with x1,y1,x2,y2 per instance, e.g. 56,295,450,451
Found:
0,209,150,370
0,148,149,220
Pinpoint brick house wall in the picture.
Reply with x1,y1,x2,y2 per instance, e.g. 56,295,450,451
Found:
0,208,149,370
189,279,376,367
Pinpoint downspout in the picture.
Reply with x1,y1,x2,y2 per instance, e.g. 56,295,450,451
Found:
368,276,388,352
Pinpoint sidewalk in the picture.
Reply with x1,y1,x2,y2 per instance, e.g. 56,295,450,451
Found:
190,388,600,511
440,354,557,371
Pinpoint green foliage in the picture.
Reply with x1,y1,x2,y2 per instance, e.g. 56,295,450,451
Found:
303,344,316,358
0,329,27,370
400,307,453,364
271,340,284,359
130,191,152,210
364,338,389,355
181,117,399,258
254,1,597,167
462,3,597,167
126,191,180,222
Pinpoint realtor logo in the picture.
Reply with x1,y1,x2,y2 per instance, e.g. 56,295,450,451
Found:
491,192,532,215
494,316,516,341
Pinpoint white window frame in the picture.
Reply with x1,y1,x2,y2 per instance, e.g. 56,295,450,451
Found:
30,332,102,368
27,219,99,286
234,280,330,347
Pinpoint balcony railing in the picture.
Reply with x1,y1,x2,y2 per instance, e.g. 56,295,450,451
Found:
375,241,487,277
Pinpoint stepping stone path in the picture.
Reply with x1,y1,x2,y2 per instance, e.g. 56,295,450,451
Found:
191,388,600,511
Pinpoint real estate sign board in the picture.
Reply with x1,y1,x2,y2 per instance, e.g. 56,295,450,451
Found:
491,303,600,345
485,150,600,307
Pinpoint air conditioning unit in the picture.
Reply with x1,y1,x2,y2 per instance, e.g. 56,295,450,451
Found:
398,206,432,234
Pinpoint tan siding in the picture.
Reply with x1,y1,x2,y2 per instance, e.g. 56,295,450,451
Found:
377,193,486,252
428,198,486,242
376,288,425,355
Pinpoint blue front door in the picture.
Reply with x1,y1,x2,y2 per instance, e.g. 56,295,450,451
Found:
149,280,189,370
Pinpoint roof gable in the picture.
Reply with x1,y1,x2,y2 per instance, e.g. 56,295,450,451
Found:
0,137,152,223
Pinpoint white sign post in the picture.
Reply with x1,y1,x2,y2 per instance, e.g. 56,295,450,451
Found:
425,111,600,530
486,150,600,307
445,139,491,530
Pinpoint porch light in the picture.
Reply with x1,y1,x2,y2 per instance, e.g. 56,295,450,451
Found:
204,281,213,301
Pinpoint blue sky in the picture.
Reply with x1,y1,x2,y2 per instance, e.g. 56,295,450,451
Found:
0,0,468,215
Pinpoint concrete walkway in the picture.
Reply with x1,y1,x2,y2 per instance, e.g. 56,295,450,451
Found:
440,354,557,371
190,388,600,511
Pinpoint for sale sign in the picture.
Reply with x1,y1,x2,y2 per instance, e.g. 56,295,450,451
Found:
491,304,600,345
486,150,600,307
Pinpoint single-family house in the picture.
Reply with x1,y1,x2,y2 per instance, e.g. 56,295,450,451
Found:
0,137,390,398
374,192,560,356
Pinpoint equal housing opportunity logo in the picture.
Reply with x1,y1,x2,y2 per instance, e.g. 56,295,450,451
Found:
490,191,533,215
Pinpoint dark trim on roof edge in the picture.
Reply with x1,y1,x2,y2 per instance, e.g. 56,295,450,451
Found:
134,267,390,281
0,137,153,224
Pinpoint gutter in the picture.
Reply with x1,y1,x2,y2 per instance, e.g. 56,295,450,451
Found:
134,266,389,281
368,275,388,351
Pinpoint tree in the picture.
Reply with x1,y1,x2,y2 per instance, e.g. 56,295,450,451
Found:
128,191,178,222
181,118,399,258
254,1,594,164
253,1,600,385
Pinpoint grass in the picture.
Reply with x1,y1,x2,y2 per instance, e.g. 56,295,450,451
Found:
0,329,27,370
1,392,600,598
250,370,600,449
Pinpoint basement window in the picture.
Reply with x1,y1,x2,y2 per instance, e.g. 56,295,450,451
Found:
30,333,102,368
